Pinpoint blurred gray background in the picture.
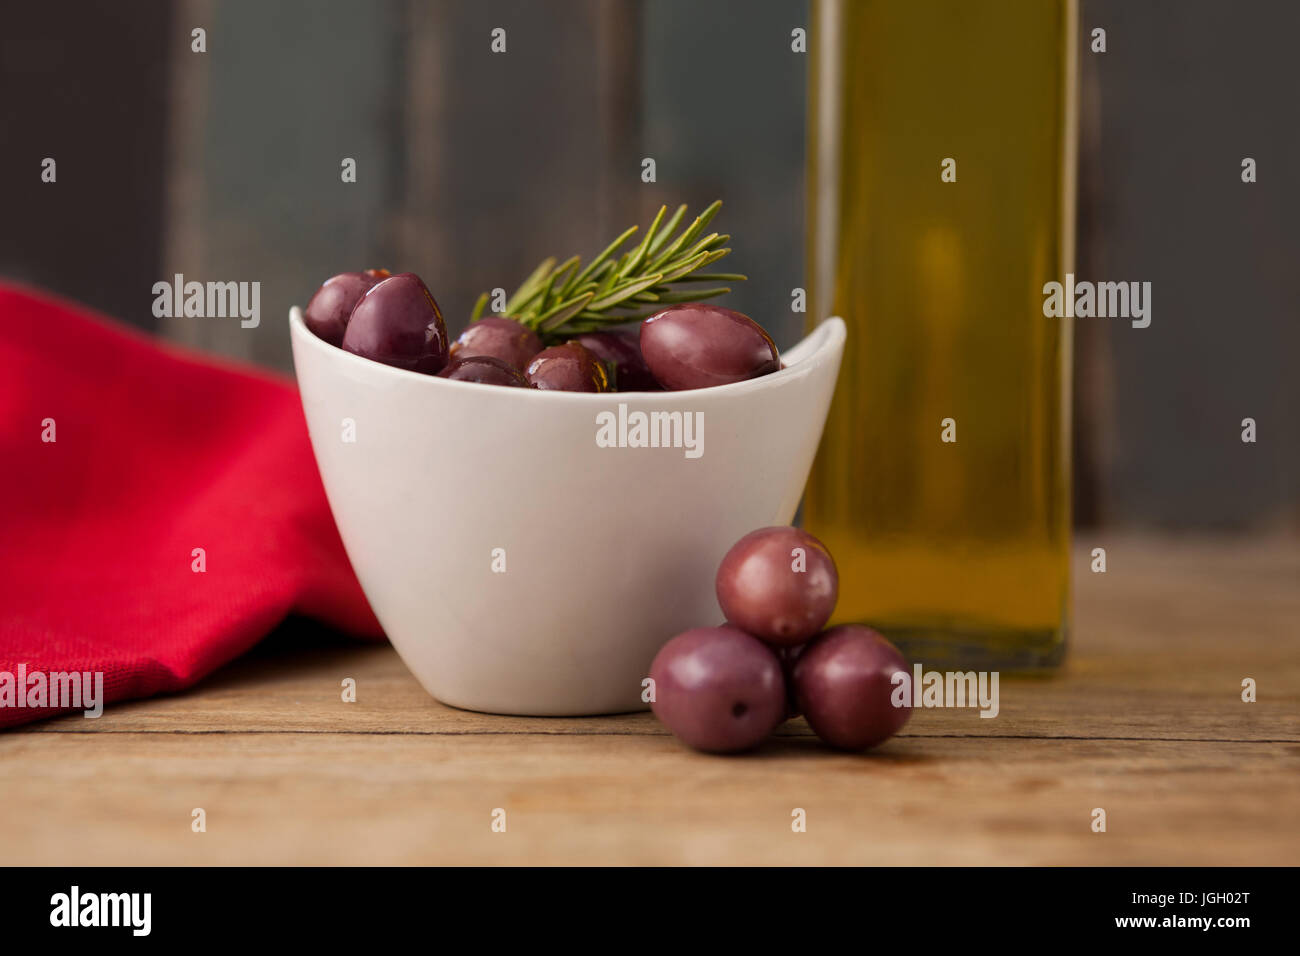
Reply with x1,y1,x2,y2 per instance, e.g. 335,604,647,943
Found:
1,0,1296,533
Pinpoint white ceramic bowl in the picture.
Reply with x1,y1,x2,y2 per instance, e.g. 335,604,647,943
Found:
289,308,846,715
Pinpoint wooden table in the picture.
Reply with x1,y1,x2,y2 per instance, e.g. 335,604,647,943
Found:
3,537,1296,866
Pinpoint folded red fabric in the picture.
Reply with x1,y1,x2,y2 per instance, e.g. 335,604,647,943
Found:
0,283,383,728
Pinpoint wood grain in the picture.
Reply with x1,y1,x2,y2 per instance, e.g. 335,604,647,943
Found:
1,537,1297,865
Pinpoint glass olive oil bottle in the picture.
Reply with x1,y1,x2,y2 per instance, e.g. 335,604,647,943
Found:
805,0,1077,669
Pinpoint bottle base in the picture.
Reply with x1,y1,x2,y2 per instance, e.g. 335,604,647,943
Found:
871,624,1067,673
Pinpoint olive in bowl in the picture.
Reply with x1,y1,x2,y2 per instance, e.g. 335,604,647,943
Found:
640,304,780,391
341,273,450,375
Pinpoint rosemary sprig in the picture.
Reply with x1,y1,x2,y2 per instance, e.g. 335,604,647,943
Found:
476,201,744,337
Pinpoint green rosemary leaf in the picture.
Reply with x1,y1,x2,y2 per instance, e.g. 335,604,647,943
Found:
596,256,628,297
470,292,489,321
537,292,595,331
650,200,722,271
585,261,615,288
510,284,548,317
636,286,730,304
695,232,730,255
647,204,688,258
548,255,581,295
529,271,558,320
677,272,748,282
587,273,664,311
505,256,556,314
681,198,722,242
678,232,724,264
672,248,732,279
622,205,666,277
646,231,688,273
569,225,638,290
658,250,712,284
566,281,602,301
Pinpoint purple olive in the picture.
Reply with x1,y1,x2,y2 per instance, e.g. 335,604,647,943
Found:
640,303,780,390
437,355,530,387
525,342,609,392
450,316,543,373
571,326,661,392
649,626,786,753
792,626,911,751
716,527,838,647
341,272,449,375
303,271,381,346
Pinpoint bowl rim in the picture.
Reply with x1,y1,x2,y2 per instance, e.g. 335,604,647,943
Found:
289,306,845,401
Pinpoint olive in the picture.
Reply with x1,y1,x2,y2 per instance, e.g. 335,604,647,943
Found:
792,626,911,750
437,355,530,387
640,303,780,390
303,271,380,346
716,527,838,646
571,326,660,392
525,342,610,392
450,316,543,373
649,626,786,753
341,272,449,375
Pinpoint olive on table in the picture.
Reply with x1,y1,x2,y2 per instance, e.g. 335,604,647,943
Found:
791,625,911,751
640,303,780,391
649,626,786,753
341,272,449,375
716,527,838,647
525,342,610,392
303,271,382,347
450,316,543,373
571,326,660,392
437,355,530,387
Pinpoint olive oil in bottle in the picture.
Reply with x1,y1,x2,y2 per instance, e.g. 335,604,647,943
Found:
805,0,1077,668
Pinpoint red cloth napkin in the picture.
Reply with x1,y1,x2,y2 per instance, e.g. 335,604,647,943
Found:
0,283,383,728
